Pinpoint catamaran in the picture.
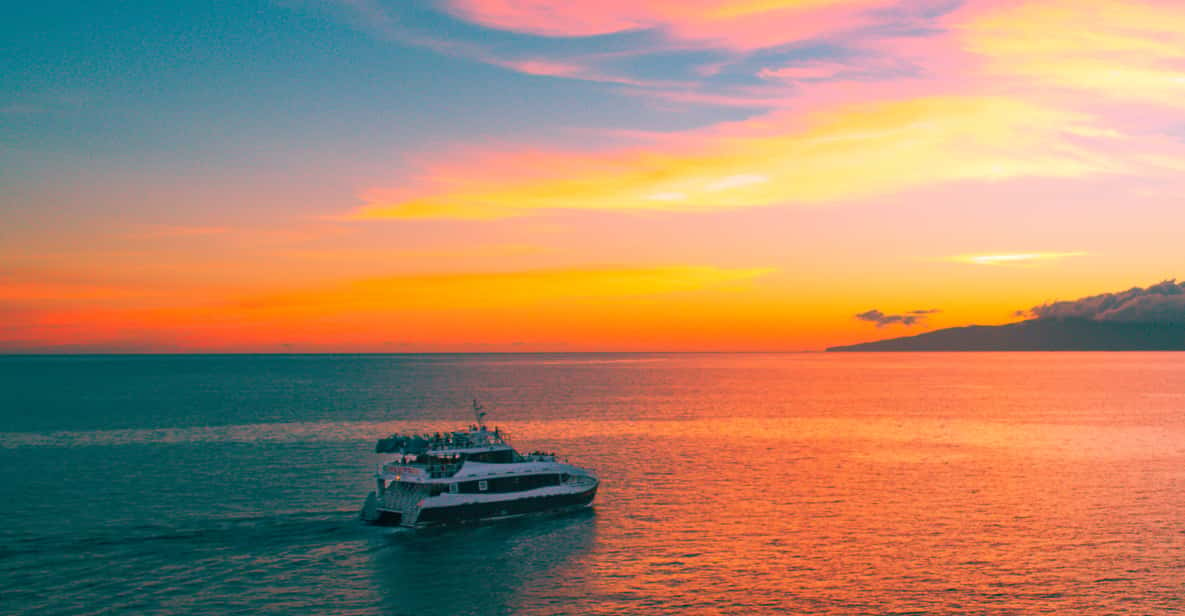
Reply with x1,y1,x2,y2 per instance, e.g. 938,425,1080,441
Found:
360,402,598,527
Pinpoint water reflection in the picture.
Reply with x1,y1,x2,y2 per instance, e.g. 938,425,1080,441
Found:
7,353,1185,614
369,509,597,616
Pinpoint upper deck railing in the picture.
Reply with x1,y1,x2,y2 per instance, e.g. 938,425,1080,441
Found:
375,426,510,454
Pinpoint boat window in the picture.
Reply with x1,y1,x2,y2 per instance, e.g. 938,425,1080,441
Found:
469,450,516,463
449,483,458,494
478,480,488,491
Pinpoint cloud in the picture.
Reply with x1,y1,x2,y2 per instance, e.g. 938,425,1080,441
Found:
757,55,919,84
948,251,1088,266
352,95,1149,220
318,0,953,106
759,61,860,82
706,174,768,191
855,308,939,327
440,0,905,50
321,0,1185,116
961,0,1185,108
304,0,1185,228
1024,280,1185,323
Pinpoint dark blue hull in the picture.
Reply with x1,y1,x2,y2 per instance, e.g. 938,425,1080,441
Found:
371,509,403,526
416,485,597,526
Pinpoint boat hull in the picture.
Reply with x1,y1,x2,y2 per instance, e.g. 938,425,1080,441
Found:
360,491,403,526
366,484,596,528
417,484,597,526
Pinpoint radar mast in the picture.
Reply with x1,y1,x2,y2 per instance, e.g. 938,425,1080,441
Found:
473,399,487,429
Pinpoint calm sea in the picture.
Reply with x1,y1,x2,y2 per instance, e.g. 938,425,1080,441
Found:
3,353,1185,615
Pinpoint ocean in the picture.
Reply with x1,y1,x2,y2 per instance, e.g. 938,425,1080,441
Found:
2,352,1184,615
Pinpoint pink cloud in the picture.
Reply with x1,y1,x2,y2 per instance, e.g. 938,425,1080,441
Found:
325,0,964,103
490,58,584,77
443,0,649,37
442,0,905,50
325,0,1185,226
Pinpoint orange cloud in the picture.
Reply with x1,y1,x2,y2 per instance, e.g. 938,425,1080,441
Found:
353,95,1147,220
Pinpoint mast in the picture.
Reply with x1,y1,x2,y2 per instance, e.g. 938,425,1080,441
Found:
473,399,487,429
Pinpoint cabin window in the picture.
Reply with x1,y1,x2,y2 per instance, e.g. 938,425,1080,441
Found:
449,483,458,494
478,480,488,492
467,449,516,463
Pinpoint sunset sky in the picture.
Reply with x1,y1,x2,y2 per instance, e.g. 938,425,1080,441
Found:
4,0,1185,352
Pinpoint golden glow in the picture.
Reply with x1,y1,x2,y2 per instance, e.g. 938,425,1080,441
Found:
964,0,1185,106
355,96,1112,220
1,266,778,351
232,265,773,313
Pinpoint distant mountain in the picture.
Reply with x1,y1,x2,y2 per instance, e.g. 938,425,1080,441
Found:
827,317,1185,351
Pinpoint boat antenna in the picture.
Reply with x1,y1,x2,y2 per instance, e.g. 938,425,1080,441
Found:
473,399,487,428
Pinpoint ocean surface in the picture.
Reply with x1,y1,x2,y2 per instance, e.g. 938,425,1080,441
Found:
3,352,1185,615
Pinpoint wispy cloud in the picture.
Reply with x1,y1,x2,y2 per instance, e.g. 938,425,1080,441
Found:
962,0,1185,108
948,252,1088,266
441,0,906,49
319,0,700,90
352,96,1157,220
316,0,1185,219
706,174,768,191
757,55,918,84
318,0,1185,119
319,0,951,106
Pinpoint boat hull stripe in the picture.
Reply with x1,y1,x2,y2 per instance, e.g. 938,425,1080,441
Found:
415,485,597,525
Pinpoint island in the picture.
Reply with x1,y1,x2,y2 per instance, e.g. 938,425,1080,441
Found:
827,317,1185,351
